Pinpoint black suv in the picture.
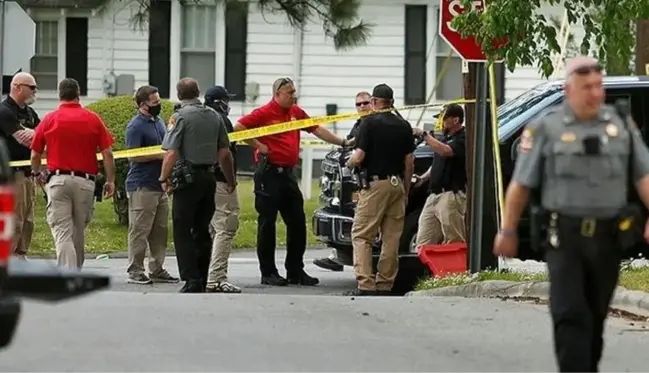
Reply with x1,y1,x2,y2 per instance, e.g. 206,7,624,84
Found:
0,139,110,351
312,76,649,293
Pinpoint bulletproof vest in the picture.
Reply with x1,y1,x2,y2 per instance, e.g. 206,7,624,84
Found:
176,103,223,165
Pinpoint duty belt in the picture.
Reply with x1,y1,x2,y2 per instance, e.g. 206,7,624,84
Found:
369,174,400,186
549,213,616,238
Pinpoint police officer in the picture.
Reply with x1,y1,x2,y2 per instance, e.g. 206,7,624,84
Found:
494,56,649,372
313,90,372,272
159,78,237,293
0,72,40,260
346,83,416,296
203,85,242,293
412,104,467,247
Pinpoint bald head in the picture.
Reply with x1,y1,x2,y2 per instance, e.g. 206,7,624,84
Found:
10,72,37,106
176,77,200,101
563,55,604,120
564,56,601,81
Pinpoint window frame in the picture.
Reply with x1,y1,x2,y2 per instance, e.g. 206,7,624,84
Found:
31,19,59,91
179,3,218,92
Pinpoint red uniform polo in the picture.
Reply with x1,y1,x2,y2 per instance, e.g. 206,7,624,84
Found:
237,99,317,167
31,102,114,175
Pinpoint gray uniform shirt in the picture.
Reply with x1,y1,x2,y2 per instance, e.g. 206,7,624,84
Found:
161,99,230,165
512,103,649,218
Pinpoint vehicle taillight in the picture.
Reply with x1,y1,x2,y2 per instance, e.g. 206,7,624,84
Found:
0,185,15,266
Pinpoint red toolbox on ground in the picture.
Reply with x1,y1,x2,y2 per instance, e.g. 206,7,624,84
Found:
417,242,468,277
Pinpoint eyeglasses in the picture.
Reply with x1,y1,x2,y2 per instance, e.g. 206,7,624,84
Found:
18,84,37,90
572,64,603,76
355,101,370,107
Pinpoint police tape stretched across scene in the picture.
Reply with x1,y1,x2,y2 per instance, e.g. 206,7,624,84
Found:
9,98,477,168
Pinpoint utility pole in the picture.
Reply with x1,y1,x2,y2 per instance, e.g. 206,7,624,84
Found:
463,61,477,244
636,20,649,76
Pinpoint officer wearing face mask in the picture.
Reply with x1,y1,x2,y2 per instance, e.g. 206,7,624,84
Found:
124,85,179,285
203,85,243,293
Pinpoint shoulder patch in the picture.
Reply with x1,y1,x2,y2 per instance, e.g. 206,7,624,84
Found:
520,128,534,152
167,114,177,129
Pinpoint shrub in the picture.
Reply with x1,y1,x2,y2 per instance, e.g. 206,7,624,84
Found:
86,95,175,225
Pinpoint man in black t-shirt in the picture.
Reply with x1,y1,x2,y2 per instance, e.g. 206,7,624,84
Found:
313,90,373,272
204,85,242,293
345,83,415,296
0,72,40,259
412,104,467,248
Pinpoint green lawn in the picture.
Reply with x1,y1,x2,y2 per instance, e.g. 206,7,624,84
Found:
28,178,322,258
416,265,649,293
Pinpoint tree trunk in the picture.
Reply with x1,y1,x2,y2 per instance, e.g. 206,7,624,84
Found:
636,20,649,76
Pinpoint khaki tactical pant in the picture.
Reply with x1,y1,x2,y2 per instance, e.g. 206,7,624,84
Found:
351,178,406,291
45,175,95,269
207,182,240,284
127,188,169,276
13,171,35,256
415,191,467,247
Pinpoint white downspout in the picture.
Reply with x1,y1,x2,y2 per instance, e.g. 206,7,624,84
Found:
292,24,304,98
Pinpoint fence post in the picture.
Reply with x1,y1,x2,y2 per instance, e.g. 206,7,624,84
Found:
301,146,313,200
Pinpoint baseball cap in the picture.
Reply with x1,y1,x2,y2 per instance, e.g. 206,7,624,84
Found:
371,83,394,100
434,103,464,121
204,85,235,103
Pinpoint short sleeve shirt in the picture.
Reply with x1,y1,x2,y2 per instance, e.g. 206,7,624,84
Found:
237,99,316,167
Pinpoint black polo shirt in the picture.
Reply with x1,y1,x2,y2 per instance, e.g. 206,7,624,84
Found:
429,127,467,193
214,111,237,183
355,112,416,177
0,96,40,167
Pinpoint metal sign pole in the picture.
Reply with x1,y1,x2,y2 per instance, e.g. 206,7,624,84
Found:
468,63,488,273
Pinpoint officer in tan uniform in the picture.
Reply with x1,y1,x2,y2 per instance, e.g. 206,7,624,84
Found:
412,104,467,247
346,84,415,296
494,56,649,372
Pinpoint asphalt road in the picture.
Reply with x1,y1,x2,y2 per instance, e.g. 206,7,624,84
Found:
2,249,649,372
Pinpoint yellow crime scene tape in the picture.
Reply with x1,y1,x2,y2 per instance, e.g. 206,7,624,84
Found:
9,98,476,168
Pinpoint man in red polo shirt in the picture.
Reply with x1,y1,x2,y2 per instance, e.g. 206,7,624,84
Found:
233,77,348,286
30,78,116,269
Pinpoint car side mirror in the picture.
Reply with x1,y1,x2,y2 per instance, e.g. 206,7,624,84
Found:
511,137,521,161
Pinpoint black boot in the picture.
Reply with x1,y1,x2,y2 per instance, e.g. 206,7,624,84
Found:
287,270,319,286
261,273,289,286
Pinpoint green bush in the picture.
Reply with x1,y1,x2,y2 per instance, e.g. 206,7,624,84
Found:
86,95,175,225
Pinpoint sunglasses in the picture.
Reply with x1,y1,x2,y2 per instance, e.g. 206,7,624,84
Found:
572,64,603,75
18,84,37,90
355,101,370,107
275,77,293,92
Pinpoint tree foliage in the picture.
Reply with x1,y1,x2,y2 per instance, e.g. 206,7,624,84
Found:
119,0,373,51
452,0,649,78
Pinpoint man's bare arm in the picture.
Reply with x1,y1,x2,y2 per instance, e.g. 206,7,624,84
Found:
501,182,531,231
101,148,115,183
160,150,177,181
30,150,42,173
347,149,365,168
313,126,345,146
403,153,414,195
233,122,265,149
218,148,236,187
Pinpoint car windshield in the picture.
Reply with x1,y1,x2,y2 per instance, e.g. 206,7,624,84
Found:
496,82,564,140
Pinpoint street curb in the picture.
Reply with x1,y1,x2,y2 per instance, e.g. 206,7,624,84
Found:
406,280,649,317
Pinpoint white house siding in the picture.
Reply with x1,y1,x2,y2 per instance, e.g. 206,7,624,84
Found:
86,1,149,102
26,1,147,116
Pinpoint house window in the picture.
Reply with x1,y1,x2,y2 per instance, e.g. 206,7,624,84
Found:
31,20,58,91
435,12,463,101
404,5,427,105
224,2,248,101
180,4,217,93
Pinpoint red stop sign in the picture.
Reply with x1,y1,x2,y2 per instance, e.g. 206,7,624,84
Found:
439,0,487,62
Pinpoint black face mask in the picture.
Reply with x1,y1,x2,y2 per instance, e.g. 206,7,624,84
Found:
207,100,230,116
148,104,161,117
